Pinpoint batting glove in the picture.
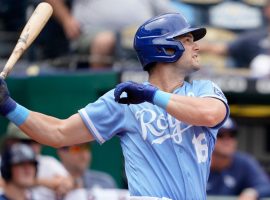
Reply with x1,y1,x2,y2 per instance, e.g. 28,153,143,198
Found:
0,78,16,116
114,81,158,104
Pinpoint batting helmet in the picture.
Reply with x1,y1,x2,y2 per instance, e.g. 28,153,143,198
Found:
1,143,38,182
134,13,206,70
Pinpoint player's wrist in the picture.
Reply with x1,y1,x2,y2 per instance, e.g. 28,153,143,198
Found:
0,97,17,116
153,90,172,109
144,84,158,103
3,100,30,126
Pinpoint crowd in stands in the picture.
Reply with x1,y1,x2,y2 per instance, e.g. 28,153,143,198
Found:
207,117,270,200
0,0,269,75
0,123,120,199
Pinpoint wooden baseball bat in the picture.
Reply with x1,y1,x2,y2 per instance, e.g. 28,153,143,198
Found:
0,2,53,79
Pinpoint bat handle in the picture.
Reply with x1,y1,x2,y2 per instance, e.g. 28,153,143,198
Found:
0,72,7,79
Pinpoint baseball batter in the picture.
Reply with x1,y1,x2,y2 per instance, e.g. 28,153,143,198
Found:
0,13,229,200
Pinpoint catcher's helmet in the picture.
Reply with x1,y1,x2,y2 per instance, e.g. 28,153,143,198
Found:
1,143,38,182
134,13,206,70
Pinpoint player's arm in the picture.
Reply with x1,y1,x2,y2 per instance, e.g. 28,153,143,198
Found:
20,112,94,148
114,81,227,127
0,78,94,148
166,95,226,127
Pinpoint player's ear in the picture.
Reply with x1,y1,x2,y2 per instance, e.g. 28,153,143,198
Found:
165,48,176,55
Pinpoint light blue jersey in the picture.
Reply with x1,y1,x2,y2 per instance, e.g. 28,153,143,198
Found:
79,80,229,200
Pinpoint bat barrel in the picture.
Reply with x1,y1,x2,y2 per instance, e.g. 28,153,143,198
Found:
0,2,53,79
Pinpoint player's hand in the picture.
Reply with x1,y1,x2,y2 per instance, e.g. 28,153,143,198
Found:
0,77,16,116
114,81,158,104
0,78,9,104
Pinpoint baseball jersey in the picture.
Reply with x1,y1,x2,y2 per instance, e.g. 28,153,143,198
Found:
79,80,229,200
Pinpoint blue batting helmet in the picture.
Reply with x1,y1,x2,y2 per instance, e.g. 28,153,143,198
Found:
134,13,206,70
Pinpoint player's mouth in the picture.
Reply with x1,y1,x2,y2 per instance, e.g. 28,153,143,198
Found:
192,54,199,61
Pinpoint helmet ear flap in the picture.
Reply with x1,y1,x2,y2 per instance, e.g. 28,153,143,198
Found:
136,40,185,71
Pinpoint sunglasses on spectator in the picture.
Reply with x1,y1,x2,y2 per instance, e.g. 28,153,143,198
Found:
61,144,90,153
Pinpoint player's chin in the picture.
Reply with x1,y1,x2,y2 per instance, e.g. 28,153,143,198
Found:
192,63,201,71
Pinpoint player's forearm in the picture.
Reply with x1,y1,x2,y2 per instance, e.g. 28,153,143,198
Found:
19,111,94,148
19,111,67,147
0,77,94,147
114,82,227,126
166,94,227,127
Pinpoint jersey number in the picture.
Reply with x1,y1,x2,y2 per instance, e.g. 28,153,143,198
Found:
192,133,208,163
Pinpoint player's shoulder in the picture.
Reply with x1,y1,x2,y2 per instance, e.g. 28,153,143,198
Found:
188,79,216,89
189,79,212,85
188,79,226,100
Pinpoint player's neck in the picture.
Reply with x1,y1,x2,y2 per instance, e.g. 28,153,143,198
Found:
149,64,185,92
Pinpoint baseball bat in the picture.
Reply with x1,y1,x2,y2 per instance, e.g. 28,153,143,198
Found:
0,2,53,79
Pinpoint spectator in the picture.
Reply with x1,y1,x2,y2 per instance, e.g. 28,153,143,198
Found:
44,0,176,69
1,122,74,200
0,143,37,200
57,142,117,189
200,0,270,68
207,117,270,200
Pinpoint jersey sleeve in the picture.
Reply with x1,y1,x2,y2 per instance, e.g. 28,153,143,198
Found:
78,90,126,144
196,80,230,129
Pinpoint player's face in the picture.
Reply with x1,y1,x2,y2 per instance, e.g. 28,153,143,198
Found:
12,162,36,188
174,33,200,72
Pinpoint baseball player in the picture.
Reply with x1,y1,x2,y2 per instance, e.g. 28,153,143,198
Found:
0,13,229,200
